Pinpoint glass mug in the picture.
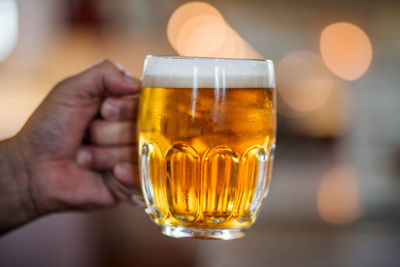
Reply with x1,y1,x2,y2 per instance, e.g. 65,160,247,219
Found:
108,56,276,240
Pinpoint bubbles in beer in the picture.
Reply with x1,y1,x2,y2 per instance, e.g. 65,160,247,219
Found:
138,87,275,229
236,146,268,222
202,146,240,224
165,143,200,222
138,57,276,237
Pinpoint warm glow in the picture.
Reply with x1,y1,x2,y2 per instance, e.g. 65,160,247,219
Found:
320,22,372,81
167,1,263,59
317,165,361,225
176,14,228,57
276,51,334,114
0,0,18,62
0,74,47,139
291,85,351,138
167,2,223,53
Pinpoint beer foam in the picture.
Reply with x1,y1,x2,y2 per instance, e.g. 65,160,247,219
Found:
142,56,275,88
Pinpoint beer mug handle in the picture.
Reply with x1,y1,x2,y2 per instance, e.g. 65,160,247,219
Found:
104,171,146,208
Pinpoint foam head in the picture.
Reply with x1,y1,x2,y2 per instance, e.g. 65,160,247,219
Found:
142,56,275,89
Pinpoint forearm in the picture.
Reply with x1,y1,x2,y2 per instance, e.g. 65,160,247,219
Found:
0,137,39,235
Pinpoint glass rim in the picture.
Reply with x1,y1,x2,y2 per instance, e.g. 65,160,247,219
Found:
145,55,273,65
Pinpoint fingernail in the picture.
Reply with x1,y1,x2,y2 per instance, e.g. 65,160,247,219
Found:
77,150,92,167
114,163,136,186
102,101,119,118
114,163,128,176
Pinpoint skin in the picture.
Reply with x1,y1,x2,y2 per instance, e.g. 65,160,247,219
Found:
0,59,140,235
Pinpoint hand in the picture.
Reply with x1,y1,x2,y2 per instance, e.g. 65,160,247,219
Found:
1,60,140,229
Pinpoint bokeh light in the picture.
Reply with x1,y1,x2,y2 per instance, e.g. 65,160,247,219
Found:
276,51,335,115
167,2,223,53
0,0,18,62
176,14,228,57
291,85,351,138
320,22,372,81
167,1,263,59
317,165,361,225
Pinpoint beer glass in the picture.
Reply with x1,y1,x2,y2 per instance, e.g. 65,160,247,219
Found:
136,56,276,240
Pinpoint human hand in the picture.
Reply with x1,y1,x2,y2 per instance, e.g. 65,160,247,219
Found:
10,59,140,217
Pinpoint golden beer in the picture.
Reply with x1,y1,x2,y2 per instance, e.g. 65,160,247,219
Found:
138,56,276,239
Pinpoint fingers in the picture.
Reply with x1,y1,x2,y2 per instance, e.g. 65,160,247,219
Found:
101,95,140,121
89,120,136,146
75,147,140,192
39,60,140,148
113,162,139,188
58,169,119,208
77,146,137,170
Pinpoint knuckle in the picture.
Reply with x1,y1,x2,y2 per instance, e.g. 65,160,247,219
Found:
52,75,77,94
98,58,126,73
97,58,117,71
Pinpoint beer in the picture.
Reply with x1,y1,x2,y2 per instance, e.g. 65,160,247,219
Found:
138,56,276,239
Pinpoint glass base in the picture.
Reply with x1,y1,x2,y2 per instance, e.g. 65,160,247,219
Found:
160,225,245,240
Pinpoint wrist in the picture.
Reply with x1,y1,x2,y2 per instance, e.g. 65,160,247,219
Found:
0,136,40,234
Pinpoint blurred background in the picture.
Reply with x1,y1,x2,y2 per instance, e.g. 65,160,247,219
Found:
1,0,400,266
